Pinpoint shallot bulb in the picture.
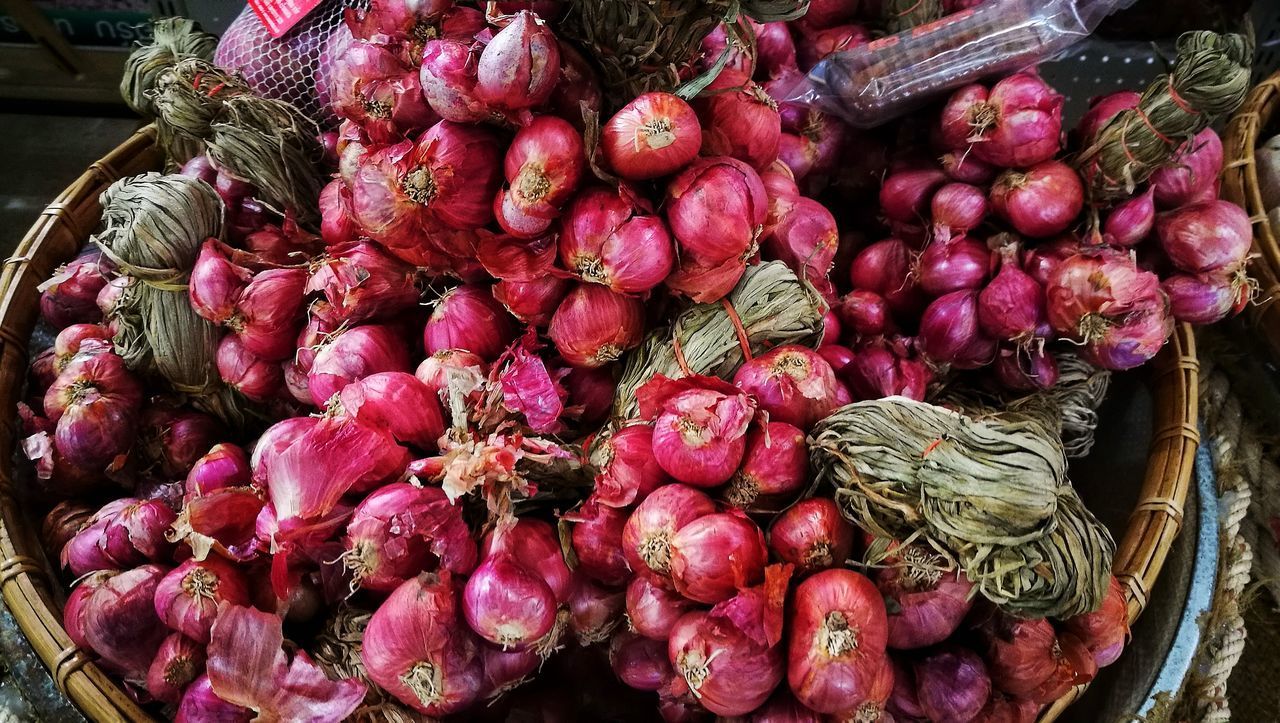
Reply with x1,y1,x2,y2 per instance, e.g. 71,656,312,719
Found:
725,422,808,511
848,238,922,316
763,196,840,283
641,375,756,487
768,498,855,576
919,291,997,370
62,498,174,576
71,565,169,685
914,646,991,723
874,544,975,650
1062,575,1129,668
1074,90,1141,145
227,268,308,362
836,290,895,338
918,234,992,296
330,39,438,143
668,608,784,716
217,334,283,403
476,11,560,113
1163,267,1251,325
994,346,1061,392
978,246,1048,343
943,73,1064,167
464,554,558,650
559,186,675,294
335,372,445,450
138,406,223,479
589,424,671,508
1046,252,1167,348
419,37,491,123
603,92,702,180
415,348,487,406
787,569,889,714
548,284,646,368
189,240,252,325
40,251,109,329
548,41,602,131
186,443,251,496
668,511,768,604
567,576,624,645
940,151,997,184
880,167,948,224
498,115,585,237
153,557,251,643
990,161,1085,238
52,324,112,371
362,573,485,715
611,631,673,692
796,23,870,70
666,157,767,280
1156,200,1252,273
43,348,142,471
982,615,1089,702
626,574,695,640
424,285,517,362
566,496,632,586
622,484,717,582
147,633,206,704
306,241,420,325
1150,128,1224,209
481,518,574,604
493,276,570,327
733,346,850,431
841,340,932,402
343,483,476,591
1103,187,1156,247
698,75,783,170
309,324,412,404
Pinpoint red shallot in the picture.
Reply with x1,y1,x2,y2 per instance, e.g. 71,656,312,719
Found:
1155,200,1252,273
767,498,855,576
602,92,702,180
640,375,756,488
725,422,808,511
622,483,716,582
548,284,646,368
990,161,1084,239
787,568,888,714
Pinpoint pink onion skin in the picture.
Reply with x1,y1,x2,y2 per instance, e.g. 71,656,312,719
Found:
424,286,517,362
336,371,445,450
666,157,768,265
881,168,948,224
186,443,251,497
668,610,785,716
419,37,491,123
1162,270,1243,325
699,77,783,171
875,549,975,650
914,646,992,723
567,496,632,587
52,324,112,371
1045,252,1168,346
175,674,251,723
548,284,646,368
591,424,671,509
146,633,205,704
1103,187,1156,247
787,569,889,714
476,10,560,112
1150,128,1224,209
62,498,175,576
76,565,170,685
725,422,809,511
621,484,717,583
154,557,251,644
362,573,485,716
969,73,1064,169
309,324,412,405
668,511,768,604
463,554,558,650
610,631,674,692
626,574,694,640
920,291,996,370
1155,200,1252,273
768,498,855,577
602,92,702,181
733,345,849,431
1075,91,1141,145
990,161,1085,239
306,240,420,326
415,348,487,406
648,384,754,488
918,234,992,297
319,179,358,245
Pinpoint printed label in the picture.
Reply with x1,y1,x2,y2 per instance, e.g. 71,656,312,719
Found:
249,0,322,38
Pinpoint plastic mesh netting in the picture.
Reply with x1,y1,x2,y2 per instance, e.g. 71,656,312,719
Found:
213,1,354,127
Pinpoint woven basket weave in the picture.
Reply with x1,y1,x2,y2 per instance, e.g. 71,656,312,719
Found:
1223,69,1280,362
0,126,1199,721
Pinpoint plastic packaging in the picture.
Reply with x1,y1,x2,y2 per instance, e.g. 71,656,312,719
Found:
784,0,1138,128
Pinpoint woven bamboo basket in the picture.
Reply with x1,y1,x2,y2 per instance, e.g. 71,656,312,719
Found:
1223,69,1280,361
0,126,1199,721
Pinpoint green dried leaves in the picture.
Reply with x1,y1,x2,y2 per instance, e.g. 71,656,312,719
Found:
120,17,218,117
811,397,1114,618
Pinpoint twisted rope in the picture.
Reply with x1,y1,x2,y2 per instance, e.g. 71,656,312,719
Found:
1170,340,1270,721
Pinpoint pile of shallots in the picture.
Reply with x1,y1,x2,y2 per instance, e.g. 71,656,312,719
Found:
16,0,1218,720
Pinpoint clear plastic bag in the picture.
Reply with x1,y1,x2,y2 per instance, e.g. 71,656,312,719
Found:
782,0,1138,128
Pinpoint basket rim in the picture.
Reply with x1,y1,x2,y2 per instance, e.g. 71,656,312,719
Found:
0,126,1198,723
1223,69,1280,358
